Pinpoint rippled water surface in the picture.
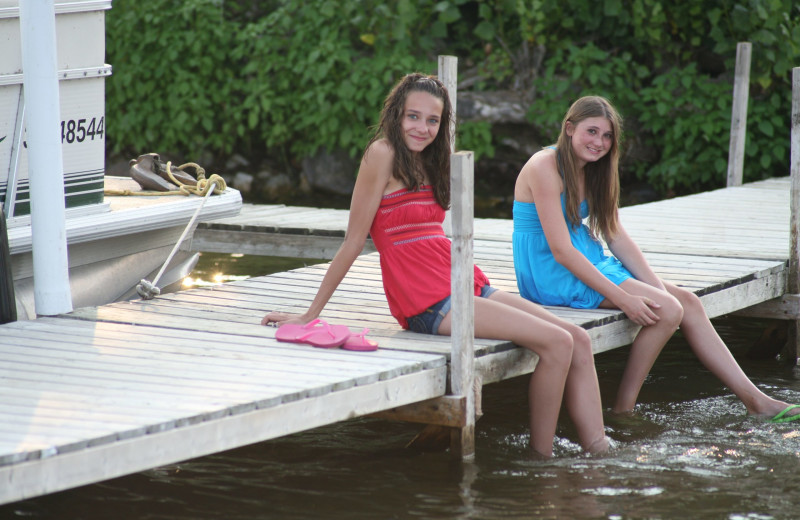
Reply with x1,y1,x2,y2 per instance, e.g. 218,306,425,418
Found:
2,254,799,520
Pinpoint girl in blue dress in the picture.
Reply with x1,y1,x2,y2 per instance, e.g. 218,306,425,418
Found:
512,95,799,423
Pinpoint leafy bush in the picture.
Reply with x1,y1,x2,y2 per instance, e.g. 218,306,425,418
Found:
105,0,241,158
232,1,427,160
457,121,496,159
106,0,800,195
473,0,800,193
106,0,458,167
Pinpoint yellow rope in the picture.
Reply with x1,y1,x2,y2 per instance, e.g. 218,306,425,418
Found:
167,161,227,196
103,161,227,197
103,188,177,196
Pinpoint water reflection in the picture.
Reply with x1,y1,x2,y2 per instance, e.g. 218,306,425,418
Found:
181,252,319,289
1,256,799,519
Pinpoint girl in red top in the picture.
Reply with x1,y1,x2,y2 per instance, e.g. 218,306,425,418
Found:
262,73,609,457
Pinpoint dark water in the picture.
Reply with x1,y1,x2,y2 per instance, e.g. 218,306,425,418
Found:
3,253,799,520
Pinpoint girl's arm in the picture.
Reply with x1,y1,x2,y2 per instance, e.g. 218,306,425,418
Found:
262,141,393,326
605,221,665,291
523,153,660,325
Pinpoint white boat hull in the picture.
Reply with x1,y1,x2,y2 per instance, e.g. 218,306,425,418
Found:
0,3,242,319
6,176,241,320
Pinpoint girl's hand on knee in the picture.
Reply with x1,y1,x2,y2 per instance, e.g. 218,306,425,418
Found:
620,295,661,327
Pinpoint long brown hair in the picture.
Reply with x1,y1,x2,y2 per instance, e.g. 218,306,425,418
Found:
367,73,453,208
555,96,622,240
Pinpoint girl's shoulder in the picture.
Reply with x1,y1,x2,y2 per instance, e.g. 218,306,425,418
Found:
362,139,395,172
521,146,559,180
364,138,394,160
516,147,561,202
531,145,557,165
360,138,396,189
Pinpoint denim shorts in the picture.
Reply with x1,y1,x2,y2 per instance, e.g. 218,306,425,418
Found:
406,285,498,335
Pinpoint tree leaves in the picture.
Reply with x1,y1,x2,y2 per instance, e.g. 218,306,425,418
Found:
105,0,799,195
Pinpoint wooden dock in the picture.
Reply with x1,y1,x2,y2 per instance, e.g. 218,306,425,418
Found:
0,176,796,504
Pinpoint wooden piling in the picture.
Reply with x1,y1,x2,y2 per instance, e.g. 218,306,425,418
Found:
727,42,751,188
449,150,476,459
438,55,458,153
439,56,458,237
786,67,800,364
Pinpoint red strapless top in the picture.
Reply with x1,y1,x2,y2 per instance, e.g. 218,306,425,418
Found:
369,185,490,328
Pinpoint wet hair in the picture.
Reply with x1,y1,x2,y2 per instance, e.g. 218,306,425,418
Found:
555,95,623,240
367,72,453,208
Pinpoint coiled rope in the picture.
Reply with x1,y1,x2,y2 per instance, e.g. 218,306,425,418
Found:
104,161,227,197
132,162,227,299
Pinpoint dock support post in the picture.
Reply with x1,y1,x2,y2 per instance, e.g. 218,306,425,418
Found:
727,42,751,188
439,55,458,237
786,67,800,365
438,55,458,153
450,151,476,459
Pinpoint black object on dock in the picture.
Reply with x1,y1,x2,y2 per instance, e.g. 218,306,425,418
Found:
0,205,16,324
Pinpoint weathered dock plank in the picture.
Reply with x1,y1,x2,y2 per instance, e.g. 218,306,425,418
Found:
0,309,447,503
0,176,793,504
194,177,792,261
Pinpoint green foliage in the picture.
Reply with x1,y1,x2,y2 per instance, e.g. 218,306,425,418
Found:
106,0,455,163
106,0,241,158
479,0,800,193
233,0,431,160
457,121,496,160
105,0,800,195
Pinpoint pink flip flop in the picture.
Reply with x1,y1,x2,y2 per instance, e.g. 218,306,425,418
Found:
342,328,379,351
275,319,351,348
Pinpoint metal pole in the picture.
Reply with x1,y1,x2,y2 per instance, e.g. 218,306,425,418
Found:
19,0,73,315
4,87,25,219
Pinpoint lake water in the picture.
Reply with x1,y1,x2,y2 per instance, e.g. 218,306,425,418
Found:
2,253,799,520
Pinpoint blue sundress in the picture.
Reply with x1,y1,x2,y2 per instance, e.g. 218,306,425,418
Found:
512,194,632,309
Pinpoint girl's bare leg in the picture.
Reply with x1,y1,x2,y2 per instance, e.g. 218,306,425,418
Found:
439,290,608,455
600,279,684,412
561,325,611,453
666,282,799,418
490,291,609,453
